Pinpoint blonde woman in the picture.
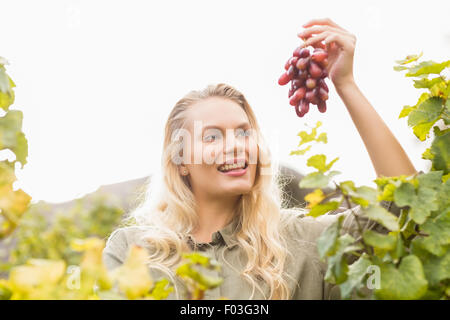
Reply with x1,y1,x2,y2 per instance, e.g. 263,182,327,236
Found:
102,18,418,300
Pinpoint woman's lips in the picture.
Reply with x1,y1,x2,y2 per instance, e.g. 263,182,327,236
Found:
218,166,248,177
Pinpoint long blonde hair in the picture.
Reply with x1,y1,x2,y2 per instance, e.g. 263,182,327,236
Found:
126,83,300,299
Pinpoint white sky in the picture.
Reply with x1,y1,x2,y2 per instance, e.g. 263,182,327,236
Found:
1,0,449,203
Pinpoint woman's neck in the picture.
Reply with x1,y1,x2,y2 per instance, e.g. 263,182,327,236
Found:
192,193,240,243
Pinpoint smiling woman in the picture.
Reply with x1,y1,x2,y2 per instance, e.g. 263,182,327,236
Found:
103,82,298,299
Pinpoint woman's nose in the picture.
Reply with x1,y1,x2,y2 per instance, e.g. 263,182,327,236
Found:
224,131,246,155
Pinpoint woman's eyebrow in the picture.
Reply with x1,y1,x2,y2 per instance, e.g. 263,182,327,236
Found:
202,122,251,132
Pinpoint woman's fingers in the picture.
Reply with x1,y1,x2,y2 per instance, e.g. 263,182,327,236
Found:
300,30,355,51
302,17,348,32
299,32,329,49
299,37,326,50
298,25,349,40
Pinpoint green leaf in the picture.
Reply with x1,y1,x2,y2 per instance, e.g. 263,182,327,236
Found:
290,145,311,156
375,255,428,300
0,110,29,167
0,67,11,93
406,60,450,77
414,209,450,256
324,234,355,285
443,173,450,183
176,264,223,290
413,77,444,89
350,186,379,208
308,201,341,218
390,233,406,262
407,97,443,127
395,52,423,65
149,278,174,300
299,170,341,189
430,132,450,175
317,215,343,259
317,132,327,144
363,230,397,250
393,65,408,71
433,125,450,137
444,99,450,125
399,105,415,119
364,204,400,231
429,79,448,98
306,154,339,173
339,254,373,299
339,181,355,195
0,90,14,111
296,121,323,147
412,121,436,141
416,170,443,190
422,249,450,287
394,181,438,224
421,147,434,160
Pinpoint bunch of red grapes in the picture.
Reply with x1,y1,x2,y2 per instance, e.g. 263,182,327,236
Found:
278,46,329,117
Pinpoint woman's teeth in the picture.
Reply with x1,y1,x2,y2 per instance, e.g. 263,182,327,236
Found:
218,163,246,172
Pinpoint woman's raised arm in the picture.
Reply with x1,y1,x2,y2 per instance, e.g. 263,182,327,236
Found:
298,18,417,178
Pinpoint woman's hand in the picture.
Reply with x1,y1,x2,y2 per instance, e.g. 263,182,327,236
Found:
297,18,356,89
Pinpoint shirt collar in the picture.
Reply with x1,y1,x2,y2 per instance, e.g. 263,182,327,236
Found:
184,215,240,250
217,214,240,249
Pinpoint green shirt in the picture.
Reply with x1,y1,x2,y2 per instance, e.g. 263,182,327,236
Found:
102,201,402,300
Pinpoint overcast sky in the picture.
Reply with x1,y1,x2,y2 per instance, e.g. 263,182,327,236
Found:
1,0,449,203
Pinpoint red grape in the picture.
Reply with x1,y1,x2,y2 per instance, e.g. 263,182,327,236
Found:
306,78,316,89
300,99,310,113
318,79,329,92
288,85,295,98
308,61,323,79
317,100,327,113
319,58,329,68
299,48,310,58
296,58,309,70
318,87,329,101
287,65,298,79
295,99,310,117
305,89,315,103
278,72,290,86
295,101,303,117
311,49,328,63
289,87,306,106
284,58,291,70
292,78,305,88
278,44,331,117
297,69,308,80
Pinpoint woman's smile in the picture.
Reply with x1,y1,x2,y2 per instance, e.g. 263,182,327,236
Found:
217,164,248,177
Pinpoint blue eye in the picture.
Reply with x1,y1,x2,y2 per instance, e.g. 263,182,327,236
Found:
204,134,218,142
237,130,251,137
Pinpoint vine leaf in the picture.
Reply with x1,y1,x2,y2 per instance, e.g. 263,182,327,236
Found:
364,205,400,231
339,254,372,299
375,255,428,300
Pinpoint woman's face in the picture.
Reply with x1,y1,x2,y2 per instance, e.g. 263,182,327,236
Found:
181,97,258,199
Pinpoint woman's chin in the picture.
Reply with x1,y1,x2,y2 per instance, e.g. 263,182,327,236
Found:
218,184,253,196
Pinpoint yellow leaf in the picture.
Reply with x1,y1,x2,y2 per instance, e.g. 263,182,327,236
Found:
305,189,325,208
9,259,66,291
109,245,153,299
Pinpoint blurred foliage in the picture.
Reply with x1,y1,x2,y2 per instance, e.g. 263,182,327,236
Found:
0,56,31,241
0,57,223,300
1,194,125,272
